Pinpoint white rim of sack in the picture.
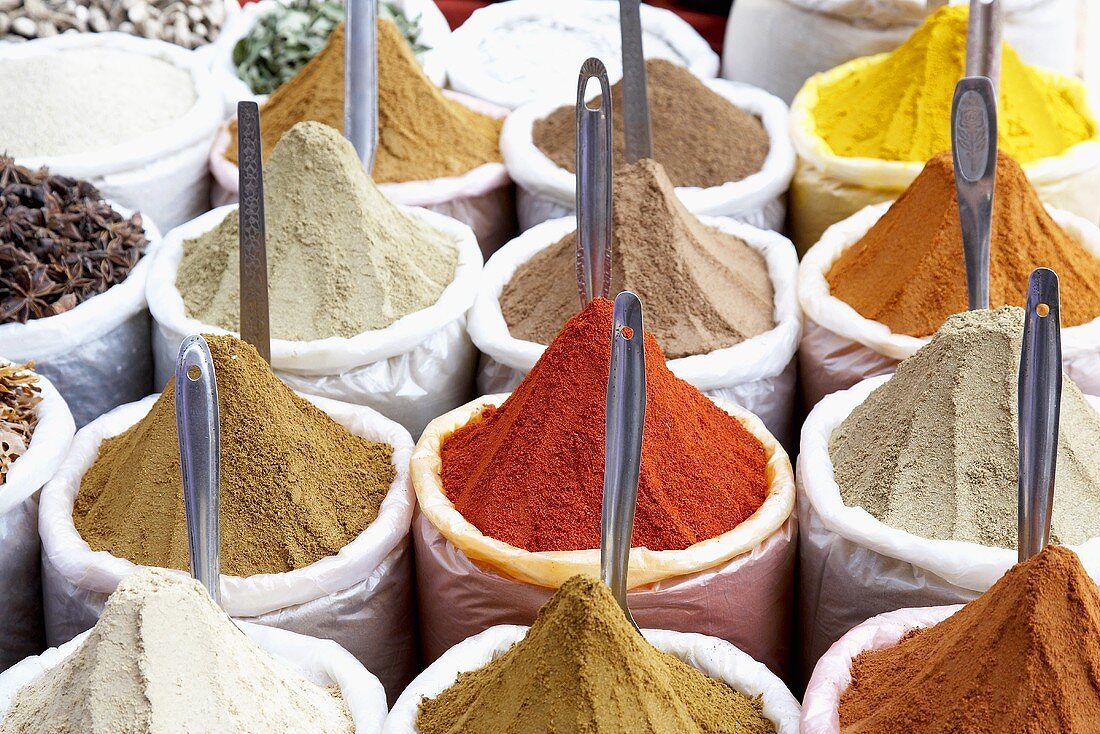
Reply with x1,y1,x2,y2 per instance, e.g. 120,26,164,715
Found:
146,203,483,373
38,390,415,617
0,621,388,732
789,52,1100,191
410,394,795,590
784,0,1051,27
798,200,1100,362
467,214,802,391
799,374,1100,592
0,370,75,516
2,33,224,178
501,76,795,217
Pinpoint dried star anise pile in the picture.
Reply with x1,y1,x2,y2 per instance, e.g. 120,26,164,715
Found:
0,360,40,485
0,156,148,324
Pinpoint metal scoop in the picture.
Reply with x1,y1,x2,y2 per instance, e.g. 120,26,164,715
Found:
236,101,271,363
618,0,652,163
951,76,997,311
345,0,378,170
575,58,613,308
966,0,1003,93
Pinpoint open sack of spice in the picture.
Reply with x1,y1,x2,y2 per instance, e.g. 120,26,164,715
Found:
501,58,794,232
37,335,419,702
208,19,514,254
0,33,222,232
0,569,388,733
786,5,1100,252
383,576,801,734
797,150,1100,408
152,121,482,438
468,159,801,446
411,298,797,675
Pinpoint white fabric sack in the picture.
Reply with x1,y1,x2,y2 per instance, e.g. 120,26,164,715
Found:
0,373,74,673
722,0,1076,105
38,391,418,702
0,621,389,733
797,201,1100,408
147,204,482,438
383,625,802,734
0,205,163,428
467,215,802,446
2,33,223,232
410,395,797,675
502,77,795,233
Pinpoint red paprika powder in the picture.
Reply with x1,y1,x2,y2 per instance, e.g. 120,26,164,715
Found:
441,297,770,553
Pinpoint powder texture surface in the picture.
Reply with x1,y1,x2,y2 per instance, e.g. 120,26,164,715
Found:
181,121,458,340
813,5,1095,163
225,20,502,183
416,575,775,734
73,335,395,577
442,298,770,553
826,151,1100,337
0,569,353,734
533,60,769,189
500,159,775,359
0,49,197,158
838,546,1100,733
829,308,1100,547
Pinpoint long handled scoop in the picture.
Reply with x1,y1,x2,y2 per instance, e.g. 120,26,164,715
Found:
951,76,997,311
966,0,1003,93
575,58,613,308
236,101,271,364
1018,268,1061,562
175,334,222,604
345,0,379,170
618,0,652,163
600,291,646,630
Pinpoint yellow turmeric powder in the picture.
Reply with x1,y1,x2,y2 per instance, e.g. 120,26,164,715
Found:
812,5,1096,164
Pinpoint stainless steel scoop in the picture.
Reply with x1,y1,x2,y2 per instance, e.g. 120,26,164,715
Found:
951,76,997,311
575,58,613,308
235,101,271,364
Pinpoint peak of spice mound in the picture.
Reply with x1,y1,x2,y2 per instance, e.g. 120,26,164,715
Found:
838,546,1100,733
417,575,775,734
0,569,353,733
0,157,148,324
500,159,775,359
225,20,502,184
826,151,1100,337
830,307,1100,548
181,121,458,341
73,335,395,576
812,5,1095,164
442,298,769,553
0,361,41,484
533,59,769,189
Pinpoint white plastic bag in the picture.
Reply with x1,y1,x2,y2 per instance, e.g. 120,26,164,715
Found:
467,215,802,446
797,201,1100,408
502,77,795,232
0,373,74,673
2,33,223,232
37,391,418,702
147,204,483,438
383,625,802,733
410,395,797,675
0,621,389,733
0,205,163,428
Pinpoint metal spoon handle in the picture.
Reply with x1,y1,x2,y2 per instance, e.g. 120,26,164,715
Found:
618,0,652,163
576,58,613,308
345,0,379,171
175,335,222,604
951,76,997,312
600,291,646,630
236,101,271,364
1018,268,1061,562
966,0,1003,93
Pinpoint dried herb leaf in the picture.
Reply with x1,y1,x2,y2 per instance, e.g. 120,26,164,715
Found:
0,360,40,485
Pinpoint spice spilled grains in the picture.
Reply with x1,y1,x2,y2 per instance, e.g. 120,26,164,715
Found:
0,157,148,324
442,298,769,553
838,547,1100,733
533,59,769,189
500,159,774,358
417,576,775,734
73,335,395,576
0,361,40,485
0,0,227,48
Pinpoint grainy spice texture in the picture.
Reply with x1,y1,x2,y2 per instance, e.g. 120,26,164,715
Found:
0,361,40,485
416,575,775,734
73,335,395,577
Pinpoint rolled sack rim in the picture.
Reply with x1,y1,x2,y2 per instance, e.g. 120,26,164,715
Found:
0,370,75,516
783,0,1056,28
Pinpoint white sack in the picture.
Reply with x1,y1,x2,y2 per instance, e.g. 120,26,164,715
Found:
2,33,223,231
797,201,1100,408
383,625,802,734
502,77,794,233
0,621,389,733
467,216,802,447
0,374,74,672
147,204,482,438
38,392,418,703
